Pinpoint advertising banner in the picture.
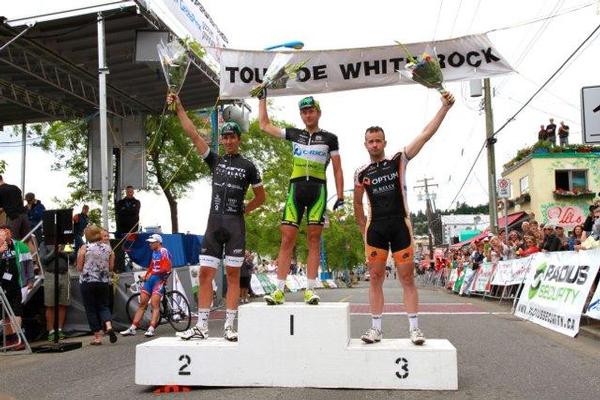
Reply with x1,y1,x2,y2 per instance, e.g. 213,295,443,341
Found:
515,250,600,337
491,257,532,286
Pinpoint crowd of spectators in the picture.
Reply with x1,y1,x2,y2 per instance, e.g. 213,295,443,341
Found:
537,118,570,146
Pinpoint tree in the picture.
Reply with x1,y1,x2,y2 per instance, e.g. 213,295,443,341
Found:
240,119,296,258
322,204,365,270
145,113,210,232
38,112,211,232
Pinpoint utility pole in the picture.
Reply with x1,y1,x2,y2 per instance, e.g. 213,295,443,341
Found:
484,78,498,234
414,177,438,267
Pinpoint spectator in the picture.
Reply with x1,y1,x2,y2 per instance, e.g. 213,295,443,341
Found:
520,235,540,257
521,221,531,236
0,175,30,240
72,205,89,255
463,241,484,296
120,234,171,337
583,205,597,235
1,226,35,291
568,225,587,251
577,209,600,250
537,125,547,142
76,225,117,345
41,244,71,342
25,192,45,243
115,186,141,239
529,220,544,246
554,226,569,250
541,225,562,252
240,250,254,304
558,121,569,146
546,118,557,146
0,227,26,350
490,236,510,261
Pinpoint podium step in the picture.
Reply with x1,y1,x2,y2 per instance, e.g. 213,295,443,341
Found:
135,303,458,390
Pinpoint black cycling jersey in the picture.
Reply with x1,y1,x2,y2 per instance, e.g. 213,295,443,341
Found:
354,152,409,220
203,150,262,216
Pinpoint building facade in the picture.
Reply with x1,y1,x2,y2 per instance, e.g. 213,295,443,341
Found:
502,151,600,229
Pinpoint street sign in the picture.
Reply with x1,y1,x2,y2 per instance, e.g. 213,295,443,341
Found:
581,85,600,144
497,178,511,199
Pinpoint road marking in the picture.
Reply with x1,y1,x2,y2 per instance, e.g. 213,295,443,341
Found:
338,295,353,302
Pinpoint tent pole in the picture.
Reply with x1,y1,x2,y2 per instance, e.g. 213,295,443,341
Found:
97,12,109,229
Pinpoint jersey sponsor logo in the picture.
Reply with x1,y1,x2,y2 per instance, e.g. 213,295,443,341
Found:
293,147,328,158
371,171,399,186
373,183,397,194
362,177,371,186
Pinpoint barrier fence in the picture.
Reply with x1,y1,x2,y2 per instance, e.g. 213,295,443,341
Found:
421,249,600,337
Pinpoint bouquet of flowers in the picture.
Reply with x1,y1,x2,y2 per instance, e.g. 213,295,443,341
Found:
157,38,205,111
395,41,446,93
250,53,310,97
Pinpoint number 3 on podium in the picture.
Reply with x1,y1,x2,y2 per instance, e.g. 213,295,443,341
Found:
395,357,409,379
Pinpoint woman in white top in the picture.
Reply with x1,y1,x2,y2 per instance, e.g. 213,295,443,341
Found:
76,225,116,345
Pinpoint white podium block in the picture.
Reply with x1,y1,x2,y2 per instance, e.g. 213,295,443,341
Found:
135,303,458,390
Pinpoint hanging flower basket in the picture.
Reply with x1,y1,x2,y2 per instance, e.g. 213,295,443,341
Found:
515,193,531,205
553,188,595,197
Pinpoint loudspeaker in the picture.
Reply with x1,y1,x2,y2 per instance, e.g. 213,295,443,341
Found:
43,209,74,245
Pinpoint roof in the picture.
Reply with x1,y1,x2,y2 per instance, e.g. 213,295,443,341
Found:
450,211,528,248
0,3,220,125
441,214,490,225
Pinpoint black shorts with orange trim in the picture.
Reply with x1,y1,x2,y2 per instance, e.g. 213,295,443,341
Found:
365,215,414,265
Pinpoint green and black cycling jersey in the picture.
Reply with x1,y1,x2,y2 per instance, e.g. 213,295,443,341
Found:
280,127,339,182
278,127,339,226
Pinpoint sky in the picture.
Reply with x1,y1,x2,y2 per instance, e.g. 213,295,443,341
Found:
1,0,600,234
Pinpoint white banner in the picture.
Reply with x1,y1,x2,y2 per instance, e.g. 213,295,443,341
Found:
219,33,513,99
584,283,600,320
143,0,227,68
515,250,600,337
472,262,495,293
491,257,532,286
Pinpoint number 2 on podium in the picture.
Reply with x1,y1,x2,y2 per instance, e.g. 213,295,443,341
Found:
179,354,191,375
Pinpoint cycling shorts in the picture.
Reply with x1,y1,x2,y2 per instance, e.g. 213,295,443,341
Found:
282,180,326,227
200,214,245,268
365,215,414,266
142,274,166,297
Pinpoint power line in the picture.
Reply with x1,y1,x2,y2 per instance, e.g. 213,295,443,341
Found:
446,21,600,210
488,1,594,34
431,0,445,42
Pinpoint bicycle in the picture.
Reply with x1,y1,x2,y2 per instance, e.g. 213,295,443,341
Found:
124,275,192,332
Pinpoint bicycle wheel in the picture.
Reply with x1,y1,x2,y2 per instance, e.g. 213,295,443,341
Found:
164,290,192,332
125,292,154,330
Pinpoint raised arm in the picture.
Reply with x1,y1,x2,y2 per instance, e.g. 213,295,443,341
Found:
404,92,455,160
168,93,209,155
258,95,285,138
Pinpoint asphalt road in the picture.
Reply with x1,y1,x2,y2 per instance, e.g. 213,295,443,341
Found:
1,279,599,400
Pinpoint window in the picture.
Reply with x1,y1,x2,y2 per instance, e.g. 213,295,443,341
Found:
555,170,588,191
519,176,529,194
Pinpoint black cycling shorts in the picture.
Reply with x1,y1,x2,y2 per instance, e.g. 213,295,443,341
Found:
365,215,414,265
200,214,245,268
282,180,327,227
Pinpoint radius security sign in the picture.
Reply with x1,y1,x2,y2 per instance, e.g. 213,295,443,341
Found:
515,250,600,337
219,33,513,99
